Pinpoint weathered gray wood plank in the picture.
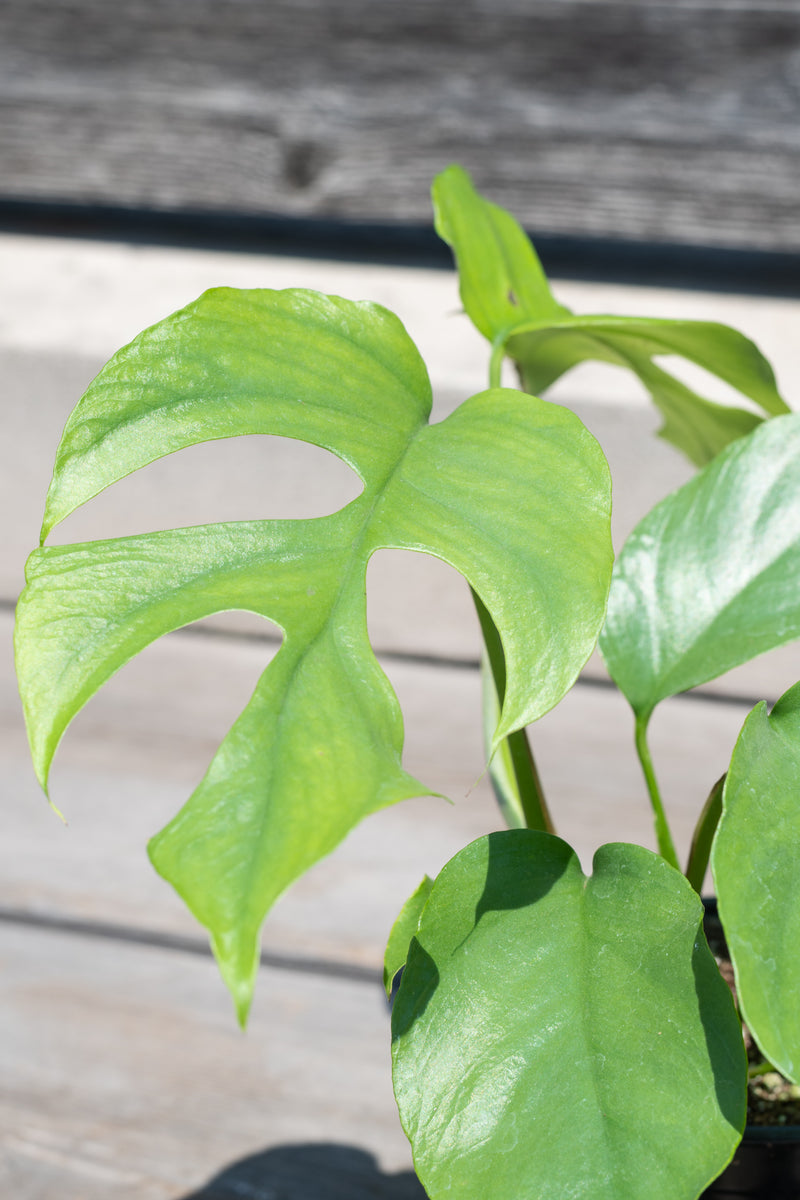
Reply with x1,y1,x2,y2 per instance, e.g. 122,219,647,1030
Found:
1,599,768,972
0,922,423,1198
2,1,800,248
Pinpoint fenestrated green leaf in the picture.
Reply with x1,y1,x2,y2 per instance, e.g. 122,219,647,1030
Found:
712,683,800,1083
384,875,434,998
600,413,800,724
620,350,763,470
39,287,429,540
508,313,782,469
432,166,787,466
508,315,787,419
392,831,745,1200
15,287,613,1022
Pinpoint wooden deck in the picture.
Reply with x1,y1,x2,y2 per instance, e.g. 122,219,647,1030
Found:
2,1,800,251
2,237,800,1196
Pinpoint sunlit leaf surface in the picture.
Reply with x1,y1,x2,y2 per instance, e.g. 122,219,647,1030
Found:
16,287,612,1020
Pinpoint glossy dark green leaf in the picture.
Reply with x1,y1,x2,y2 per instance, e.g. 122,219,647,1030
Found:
392,831,745,1199
712,683,800,1082
15,287,613,1022
384,875,434,998
685,774,725,894
432,167,787,466
601,414,800,723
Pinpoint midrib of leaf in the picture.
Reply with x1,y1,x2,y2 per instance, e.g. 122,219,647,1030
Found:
203,410,436,897
576,885,620,1174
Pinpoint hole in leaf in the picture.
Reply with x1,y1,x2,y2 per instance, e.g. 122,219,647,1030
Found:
52,613,283,790
651,355,765,414
49,435,363,544
365,548,480,665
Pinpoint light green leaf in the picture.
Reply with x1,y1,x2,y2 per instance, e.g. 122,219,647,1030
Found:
509,315,787,420
432,166,787,466
15,287,613,1022
600,413,800,723
510,314,784,469
621,351,763,469
39,287,429,540
384,875,434,998
432,164,567,344
712,682,800,1083
392,831,745,1200
513,314,782,468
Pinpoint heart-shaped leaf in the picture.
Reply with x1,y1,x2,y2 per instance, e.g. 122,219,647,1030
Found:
392,831,745,1200
433,166,787,466
600,413,800,724
15,287,613,1021
712,682,800,1083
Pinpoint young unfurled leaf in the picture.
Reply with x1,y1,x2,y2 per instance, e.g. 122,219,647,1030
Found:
15,287,613,1022
392,831,745,1199
713,682,800,1083
600,413,800,725
433,165,787,466
432,164,567,342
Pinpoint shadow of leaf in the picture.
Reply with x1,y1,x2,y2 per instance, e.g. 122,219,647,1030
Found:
179,1141,427,1199
473,830,570,927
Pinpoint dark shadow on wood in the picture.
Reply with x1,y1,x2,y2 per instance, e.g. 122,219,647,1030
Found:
179,1142,426,1199
1,198,800,297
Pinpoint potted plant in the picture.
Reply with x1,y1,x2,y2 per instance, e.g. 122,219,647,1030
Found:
14,166,800,1198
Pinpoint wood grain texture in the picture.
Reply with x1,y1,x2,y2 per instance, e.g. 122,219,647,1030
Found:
1,1,799,248
0,923,423,1198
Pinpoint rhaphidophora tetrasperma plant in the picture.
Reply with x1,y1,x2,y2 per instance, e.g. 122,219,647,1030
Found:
15,166,800,1199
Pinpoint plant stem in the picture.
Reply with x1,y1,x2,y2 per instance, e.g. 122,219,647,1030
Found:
489,337,506,389
685,773,725,894
472,588,554,833
634,713,680,870
748,1059,777,1081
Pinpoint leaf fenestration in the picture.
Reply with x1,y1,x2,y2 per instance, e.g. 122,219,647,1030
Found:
15,287,613,1021
433,166,787,466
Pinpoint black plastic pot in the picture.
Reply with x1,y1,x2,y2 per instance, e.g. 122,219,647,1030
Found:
700,898,800,1197
702,1126,800,1198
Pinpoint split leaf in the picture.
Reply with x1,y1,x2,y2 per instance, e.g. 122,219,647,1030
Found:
433,165,787,466
15,287,613,1022
392,831,745,1200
